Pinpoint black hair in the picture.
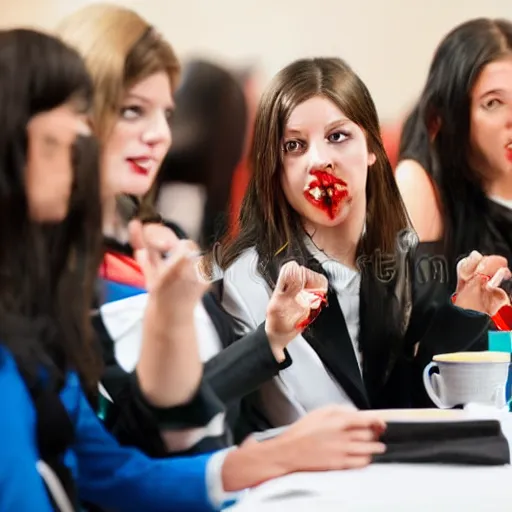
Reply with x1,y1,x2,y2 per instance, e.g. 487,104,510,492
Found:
399,18,512,263
0,29,102,391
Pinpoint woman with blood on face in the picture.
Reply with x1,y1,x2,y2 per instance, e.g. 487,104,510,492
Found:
396,19,512,320
209,57,512,428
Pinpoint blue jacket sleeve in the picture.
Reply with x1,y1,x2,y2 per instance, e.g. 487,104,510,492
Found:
0,350,54,512
61,374,218,512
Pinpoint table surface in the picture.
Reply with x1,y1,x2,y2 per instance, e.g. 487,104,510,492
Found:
230,464,512,511
230,407,512,512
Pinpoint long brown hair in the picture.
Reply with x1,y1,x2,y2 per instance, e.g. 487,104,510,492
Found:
215,57,409,286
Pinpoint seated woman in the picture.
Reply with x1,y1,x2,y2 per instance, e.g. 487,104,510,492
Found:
0,27,226,512
212,56,511,427
56,1,387,479
56,4,234,454
396,18,512,304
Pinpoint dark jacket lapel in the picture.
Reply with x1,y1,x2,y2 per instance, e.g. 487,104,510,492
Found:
302,286,370,410
358,270,393,407
358,241,413,408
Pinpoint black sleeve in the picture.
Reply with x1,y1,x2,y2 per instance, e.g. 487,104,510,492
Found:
408,302,490,408
105,371,230,457
204,322,292,406
92,312,229,457
400,244,491,407
414,300,490,361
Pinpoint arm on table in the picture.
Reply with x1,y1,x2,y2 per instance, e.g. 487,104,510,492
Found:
72,372,387,511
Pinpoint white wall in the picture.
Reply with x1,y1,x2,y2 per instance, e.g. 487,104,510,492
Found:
1,0,510,120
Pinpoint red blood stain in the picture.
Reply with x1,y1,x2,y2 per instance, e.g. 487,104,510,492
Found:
304,169,349,219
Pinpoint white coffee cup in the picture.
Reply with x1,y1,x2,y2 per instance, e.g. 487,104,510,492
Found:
423,351,510,409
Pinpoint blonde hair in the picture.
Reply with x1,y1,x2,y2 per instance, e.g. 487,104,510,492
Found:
56,3,180,143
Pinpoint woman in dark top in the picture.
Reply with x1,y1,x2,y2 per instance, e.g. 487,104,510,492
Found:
57,4,230,455
396,18,512,295
58,3,289,452
0,28,237,512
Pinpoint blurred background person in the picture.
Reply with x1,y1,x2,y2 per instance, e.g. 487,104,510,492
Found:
156,59,248,250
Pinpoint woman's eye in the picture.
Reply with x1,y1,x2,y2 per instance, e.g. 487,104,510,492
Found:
483,98,503,110
165,109,174,124
328,131,348,143
283,140,303,153
120,105,144,120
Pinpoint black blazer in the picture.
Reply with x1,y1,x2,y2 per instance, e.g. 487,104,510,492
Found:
302,246,489,410
219,231,491,426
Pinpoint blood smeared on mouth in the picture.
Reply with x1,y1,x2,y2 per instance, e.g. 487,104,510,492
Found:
303,169,348,219
295,290,328,330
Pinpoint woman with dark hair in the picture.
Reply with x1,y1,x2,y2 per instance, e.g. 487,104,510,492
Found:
156,59,248,248
0,27,98,510
396,18,512,292
213,56,510,427
0,28,99,396
0,27,234,512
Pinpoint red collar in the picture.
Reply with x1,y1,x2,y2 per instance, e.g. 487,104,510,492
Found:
99,251,146,289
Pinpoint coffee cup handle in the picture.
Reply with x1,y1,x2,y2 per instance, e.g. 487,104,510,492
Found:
423,362,448,409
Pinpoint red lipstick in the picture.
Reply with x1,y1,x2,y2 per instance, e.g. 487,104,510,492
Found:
303,169,349,220
506,147,512,163
128,159,150,176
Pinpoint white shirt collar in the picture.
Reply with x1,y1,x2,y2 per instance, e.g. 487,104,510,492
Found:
304,236,360,293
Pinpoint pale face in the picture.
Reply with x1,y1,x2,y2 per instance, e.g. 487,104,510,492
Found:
469,56,512,180
101,71,173,198
281,95,375,228
25,101,90,222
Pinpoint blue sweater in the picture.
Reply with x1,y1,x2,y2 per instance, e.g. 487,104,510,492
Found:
0,347,218,511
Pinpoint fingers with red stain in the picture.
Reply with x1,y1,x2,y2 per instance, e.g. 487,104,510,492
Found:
295,291,328,330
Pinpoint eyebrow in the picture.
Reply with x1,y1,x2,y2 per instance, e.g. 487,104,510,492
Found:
478,88,506,100
284,118,350,135
125,92,174,109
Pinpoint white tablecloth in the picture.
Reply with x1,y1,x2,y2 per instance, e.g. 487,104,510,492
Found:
230,464,512,511
230,407,512,511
